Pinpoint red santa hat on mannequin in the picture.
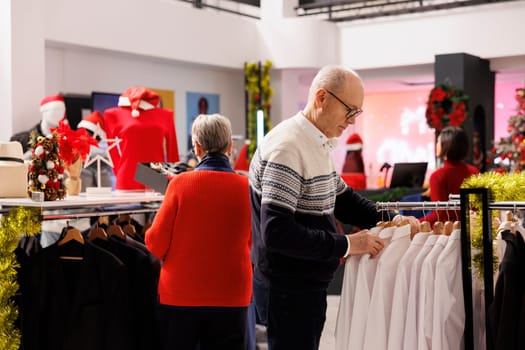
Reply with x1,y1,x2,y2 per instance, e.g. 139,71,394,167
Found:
78,110,106,139
118,87,160,117
40,94,65,113
346,133,363,151
39,94,66,132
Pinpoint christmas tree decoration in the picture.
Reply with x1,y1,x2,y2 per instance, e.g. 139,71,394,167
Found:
27,133,66,201
488,86,525,172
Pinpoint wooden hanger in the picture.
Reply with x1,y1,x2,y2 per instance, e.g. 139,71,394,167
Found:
58,226,84,260
453,221,461,230
108,224,126,240
433,221,444,235
58,227,84,246
420,221,432,233
88,224,108,241
123,223,136,237
443,221,454,235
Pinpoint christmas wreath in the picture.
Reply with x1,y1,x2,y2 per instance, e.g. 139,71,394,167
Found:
425,84,469,132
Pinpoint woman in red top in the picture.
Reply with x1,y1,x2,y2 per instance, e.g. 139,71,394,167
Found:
145,114,252,350
421,126,479,225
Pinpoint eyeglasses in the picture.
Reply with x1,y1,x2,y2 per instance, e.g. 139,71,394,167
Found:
326,90,363,120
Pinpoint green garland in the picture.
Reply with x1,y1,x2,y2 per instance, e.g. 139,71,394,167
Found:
245,60,273,160
0,207,41,350
462,171,525,278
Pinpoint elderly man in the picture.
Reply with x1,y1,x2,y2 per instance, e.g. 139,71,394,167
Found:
249,65,418,350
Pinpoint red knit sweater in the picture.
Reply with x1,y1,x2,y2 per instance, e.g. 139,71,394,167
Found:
145,170,252,307
104,107,179,190
421,160,479,225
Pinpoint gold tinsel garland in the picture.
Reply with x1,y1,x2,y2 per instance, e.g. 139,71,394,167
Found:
462,171,525,278
0,207,41,350
245,60,273,160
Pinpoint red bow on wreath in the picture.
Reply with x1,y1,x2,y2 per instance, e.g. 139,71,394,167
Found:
425,84,469,132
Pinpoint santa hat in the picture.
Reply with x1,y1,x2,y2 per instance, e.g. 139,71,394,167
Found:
346,133,363,151
118,87,160,117
78,110,106,139
40,94,65,113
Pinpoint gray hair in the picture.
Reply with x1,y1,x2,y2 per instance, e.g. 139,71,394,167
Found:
191,113,232,154
308,65,357,98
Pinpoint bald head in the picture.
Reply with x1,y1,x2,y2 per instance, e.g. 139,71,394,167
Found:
302,65,365,138
308,65,364,104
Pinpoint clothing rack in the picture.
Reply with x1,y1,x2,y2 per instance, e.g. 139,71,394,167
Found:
0,192,163,220
41,207,159,221
377,189,525,350
376,193,480,350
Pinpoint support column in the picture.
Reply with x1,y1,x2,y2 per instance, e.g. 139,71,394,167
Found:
435,53,495,172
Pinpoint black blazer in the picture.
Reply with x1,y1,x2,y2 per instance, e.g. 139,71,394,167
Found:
20,240,128,350
488,230,525,350
92,236,158,350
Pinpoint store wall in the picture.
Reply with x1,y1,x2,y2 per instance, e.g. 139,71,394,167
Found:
45,46,245,156
338,1,525,69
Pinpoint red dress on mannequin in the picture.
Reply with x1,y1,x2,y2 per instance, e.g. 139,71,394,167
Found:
104,88,179,190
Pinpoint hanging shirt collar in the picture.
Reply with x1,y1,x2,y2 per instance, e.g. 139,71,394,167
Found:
295,112,338,152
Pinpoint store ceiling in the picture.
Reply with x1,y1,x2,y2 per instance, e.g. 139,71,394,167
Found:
295,0,522,22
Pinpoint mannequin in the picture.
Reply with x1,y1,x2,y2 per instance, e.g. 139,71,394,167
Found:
104,87,179,190
10,94,66,157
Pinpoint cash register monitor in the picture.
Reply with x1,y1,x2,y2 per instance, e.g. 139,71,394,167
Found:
389,162,428,188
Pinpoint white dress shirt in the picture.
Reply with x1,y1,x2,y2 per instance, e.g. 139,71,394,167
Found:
347,226,395,350
363,224,411,350
387,231,431,350
432,229,464,350
335,226,382,350
417,234,449,350
403,234,439,350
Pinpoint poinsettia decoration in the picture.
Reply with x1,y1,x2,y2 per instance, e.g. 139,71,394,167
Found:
52,119,98,166
425,84,469,132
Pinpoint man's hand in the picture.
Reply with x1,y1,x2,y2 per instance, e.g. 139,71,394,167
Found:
347,230,385,258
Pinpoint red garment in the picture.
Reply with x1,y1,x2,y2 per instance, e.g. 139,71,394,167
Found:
145,171,252,307
233,143,250,171
104,107,179,190
420,160,479,225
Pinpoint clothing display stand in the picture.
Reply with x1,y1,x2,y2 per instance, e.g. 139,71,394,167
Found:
0,191,163,219
379,190,525,350
463,190,525,350
376,195,482,350
0,191,164,348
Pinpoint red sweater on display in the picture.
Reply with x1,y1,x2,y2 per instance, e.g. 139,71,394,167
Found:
421,159,479,225
104,107,179,190
145,170,252,307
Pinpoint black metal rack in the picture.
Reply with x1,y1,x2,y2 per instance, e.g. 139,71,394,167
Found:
377,191,487,350
378,189,525,350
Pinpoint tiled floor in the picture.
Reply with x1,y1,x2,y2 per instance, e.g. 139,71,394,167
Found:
256,295,341,350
